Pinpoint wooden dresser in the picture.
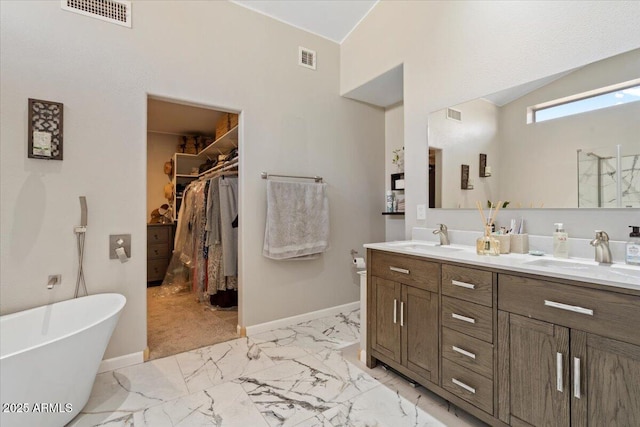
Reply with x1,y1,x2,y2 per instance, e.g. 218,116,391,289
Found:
147,223,174,285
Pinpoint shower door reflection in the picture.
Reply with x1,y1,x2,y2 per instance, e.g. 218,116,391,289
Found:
578,145,640,207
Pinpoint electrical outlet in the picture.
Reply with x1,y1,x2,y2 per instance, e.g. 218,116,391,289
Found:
417,204,426,220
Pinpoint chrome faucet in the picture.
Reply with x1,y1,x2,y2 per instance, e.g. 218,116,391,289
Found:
433,224,450,246
590,230,612,264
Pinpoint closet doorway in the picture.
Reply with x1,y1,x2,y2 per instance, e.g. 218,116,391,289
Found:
146,95,240,360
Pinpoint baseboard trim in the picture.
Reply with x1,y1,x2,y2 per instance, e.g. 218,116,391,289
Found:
238,325,247,337
98,351,144,373
245,301,359,336
359,349,367,363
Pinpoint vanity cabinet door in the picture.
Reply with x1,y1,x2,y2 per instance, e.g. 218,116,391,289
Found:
571,331,640,427
498,312,570,427
370,276,402,364
401,286,439,383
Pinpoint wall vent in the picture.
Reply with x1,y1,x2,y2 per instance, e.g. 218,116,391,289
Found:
447,108,462,122
298,47,316,70
61,0,132,28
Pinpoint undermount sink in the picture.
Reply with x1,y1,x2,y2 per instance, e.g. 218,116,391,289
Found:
523,258,599,269
524,258,640,280
386,241,463,253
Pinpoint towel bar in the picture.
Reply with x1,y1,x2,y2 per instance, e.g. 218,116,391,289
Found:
261,172,323,183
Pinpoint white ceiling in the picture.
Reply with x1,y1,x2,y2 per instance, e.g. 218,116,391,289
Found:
343,64,403,108
482,69,577,107
230,0,379,43
147,97,226,137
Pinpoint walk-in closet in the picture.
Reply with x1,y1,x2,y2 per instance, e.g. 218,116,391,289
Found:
146,96,239,360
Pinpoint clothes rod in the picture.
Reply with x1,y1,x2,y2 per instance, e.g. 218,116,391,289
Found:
199,160,238,180
261,172,323,183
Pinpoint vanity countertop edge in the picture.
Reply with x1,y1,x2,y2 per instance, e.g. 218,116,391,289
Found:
364,241,640,294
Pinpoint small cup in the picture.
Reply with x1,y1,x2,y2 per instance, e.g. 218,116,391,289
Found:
510,233,529,254
493,234,511,254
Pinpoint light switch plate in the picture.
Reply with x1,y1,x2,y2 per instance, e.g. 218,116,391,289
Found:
417,204,426,220
109,234,131,259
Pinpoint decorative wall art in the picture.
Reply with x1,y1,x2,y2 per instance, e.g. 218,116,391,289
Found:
28,98,63,160
461,164,473,189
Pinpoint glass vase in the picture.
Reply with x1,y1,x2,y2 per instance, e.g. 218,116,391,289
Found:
476,226,500,256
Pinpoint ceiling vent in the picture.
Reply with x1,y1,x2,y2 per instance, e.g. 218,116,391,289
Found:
447,108,462,122
61,0,132,28
298,47,316,70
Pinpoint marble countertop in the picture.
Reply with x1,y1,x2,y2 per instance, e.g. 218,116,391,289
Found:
364,240,640,293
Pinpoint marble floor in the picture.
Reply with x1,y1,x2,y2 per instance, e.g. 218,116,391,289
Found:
68,309,487,427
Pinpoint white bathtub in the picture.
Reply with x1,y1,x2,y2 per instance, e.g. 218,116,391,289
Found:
0,293,126,427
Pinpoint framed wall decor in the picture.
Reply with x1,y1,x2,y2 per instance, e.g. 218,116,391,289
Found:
28,98,63,160
461,164,473,189
391,172,405,190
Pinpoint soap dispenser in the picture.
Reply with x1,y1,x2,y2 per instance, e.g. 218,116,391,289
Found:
626,225,640,265
553,223,569,258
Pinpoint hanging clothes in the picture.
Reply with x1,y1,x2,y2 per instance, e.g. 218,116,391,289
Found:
168,172,239,303
206,177,226,294
219,177,238,277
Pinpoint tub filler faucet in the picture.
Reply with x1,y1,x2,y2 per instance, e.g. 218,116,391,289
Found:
47,275,61,289
590,230,612,264
433,223,450,246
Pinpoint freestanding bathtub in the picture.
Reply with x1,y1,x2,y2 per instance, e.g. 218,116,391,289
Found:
0,293,126,427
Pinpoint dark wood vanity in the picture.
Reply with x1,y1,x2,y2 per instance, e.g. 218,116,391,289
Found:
366,248,640,427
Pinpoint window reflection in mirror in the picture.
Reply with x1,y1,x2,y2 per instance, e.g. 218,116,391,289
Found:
427,48,640,209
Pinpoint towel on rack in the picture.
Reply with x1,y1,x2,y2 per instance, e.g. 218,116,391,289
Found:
263,180,329,260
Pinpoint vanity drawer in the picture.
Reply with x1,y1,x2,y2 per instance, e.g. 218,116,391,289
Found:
148,243,170,259
370,250,439,292
442,296,493,343
442,327,493,379
148,226,170,244
498,274,640,346
442,265,493,307
442,359,493,415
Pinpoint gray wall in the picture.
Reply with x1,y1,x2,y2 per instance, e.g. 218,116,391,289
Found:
0,1,384,359
385,103,406,241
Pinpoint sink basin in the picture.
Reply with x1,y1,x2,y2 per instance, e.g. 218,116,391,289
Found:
524,258,640,280
386,241,463,253
523,258,599,269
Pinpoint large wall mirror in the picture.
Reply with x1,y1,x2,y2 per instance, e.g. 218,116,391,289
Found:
428,48,640,209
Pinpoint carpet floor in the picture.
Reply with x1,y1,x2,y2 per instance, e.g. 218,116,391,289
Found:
147,285,238,360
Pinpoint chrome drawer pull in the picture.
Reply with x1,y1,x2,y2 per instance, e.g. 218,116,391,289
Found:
556,352,563,392
544,300,594,316
452,346,476,360
400,301,404,327
451,280,475,290
573,357,581,399
389,266,410,274
452,378,476,394
393,299,397,324
452,313,476,324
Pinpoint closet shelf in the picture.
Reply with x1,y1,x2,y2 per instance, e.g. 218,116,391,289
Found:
171,127,238,221
175,126,238,160
382,212,405,216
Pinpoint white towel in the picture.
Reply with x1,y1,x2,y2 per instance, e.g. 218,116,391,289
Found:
263,180,329,260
